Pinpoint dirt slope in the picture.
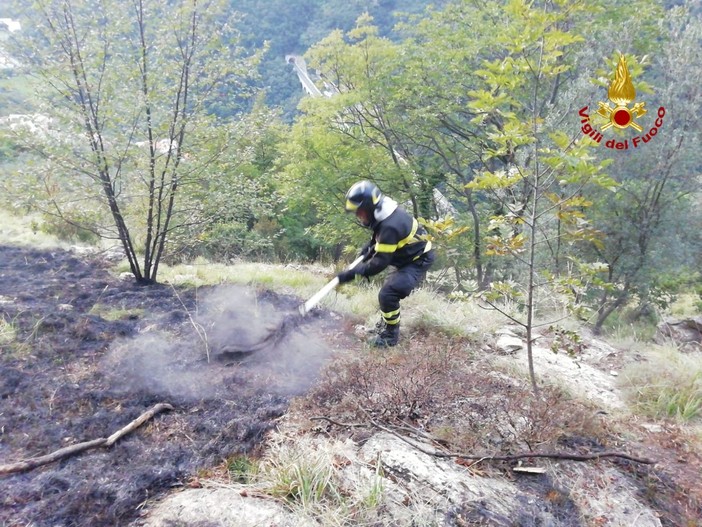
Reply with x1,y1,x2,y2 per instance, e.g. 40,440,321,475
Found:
0,245,337,527
2,245,700,527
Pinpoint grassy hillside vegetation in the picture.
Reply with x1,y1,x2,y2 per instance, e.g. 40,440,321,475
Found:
2,207,702,524
1,1,701,524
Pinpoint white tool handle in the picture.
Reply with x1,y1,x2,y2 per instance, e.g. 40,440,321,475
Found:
300,255,365,314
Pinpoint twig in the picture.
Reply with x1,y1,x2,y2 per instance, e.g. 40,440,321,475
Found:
0,403,174,476
449,451,655,465
169,283,210,362
314,412,655,466
106,403,174,446
310,416,368,428
0,438,108,476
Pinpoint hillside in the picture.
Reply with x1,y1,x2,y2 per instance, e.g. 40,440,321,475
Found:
231,0,450,117
1,0,701,524
0,226,700,525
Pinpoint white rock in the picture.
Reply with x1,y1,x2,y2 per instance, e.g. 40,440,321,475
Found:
504,346,625,410
495,327,519,337
144,487,309,527
357,432,549,525
641,423,664,433
496,335,524,353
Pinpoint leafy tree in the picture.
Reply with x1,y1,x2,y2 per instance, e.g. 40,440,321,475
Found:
387,1,509,290
6,0,260,282
166,102,286,262
581,5,702,332
458,0,618,390
278,14,424,259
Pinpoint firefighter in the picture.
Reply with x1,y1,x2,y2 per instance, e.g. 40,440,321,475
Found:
337,180,435,347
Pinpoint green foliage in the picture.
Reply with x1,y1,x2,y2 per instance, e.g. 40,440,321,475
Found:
163,106,287,263
89,304,144,322
229,0,447,118
3,0,699,298
548,325,584,358
573,3,702,331
226,454,258,484
421,215,475,289
199,222,274,261
5,0,268,279
34,214,101,245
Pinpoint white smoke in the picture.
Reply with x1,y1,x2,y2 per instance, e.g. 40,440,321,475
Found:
102,285,332,401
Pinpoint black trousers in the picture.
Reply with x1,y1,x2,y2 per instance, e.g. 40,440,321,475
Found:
378,250,435,323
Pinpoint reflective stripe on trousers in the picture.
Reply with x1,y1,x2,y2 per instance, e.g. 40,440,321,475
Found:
378,250,435,321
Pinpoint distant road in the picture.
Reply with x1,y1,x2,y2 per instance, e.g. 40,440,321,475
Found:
286,55,324,98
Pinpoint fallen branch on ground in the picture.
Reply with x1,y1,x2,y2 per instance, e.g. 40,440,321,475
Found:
311,414,655,466
0,403,174,476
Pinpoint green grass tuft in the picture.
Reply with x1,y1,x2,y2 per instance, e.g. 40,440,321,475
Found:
89,303,144,322
620,345,702,421
226,454,259,484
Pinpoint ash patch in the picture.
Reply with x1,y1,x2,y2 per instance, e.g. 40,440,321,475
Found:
103,285,332,402
511,472,582,526
445,473,582,527
0,246,333,527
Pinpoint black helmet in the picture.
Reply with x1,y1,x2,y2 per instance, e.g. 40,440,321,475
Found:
344,180,383,227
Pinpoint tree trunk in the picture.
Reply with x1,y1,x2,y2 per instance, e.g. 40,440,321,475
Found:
593,292,628,335
465,188,486,290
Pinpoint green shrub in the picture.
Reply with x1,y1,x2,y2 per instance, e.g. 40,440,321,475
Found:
37,214,100,244
199,222,274,261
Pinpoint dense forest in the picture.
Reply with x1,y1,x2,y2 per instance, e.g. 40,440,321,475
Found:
233,0,450,116
0,0,700,334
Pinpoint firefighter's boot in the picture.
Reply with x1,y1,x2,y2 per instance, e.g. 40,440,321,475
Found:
372,322,400,347
374,317,386,334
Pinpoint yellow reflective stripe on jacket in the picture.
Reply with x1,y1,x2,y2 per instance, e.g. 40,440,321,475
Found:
375,218,422,253
412,240,432,260
397,218,418,249
375,242,397,253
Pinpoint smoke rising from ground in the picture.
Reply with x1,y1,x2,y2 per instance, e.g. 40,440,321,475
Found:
103,285,333,402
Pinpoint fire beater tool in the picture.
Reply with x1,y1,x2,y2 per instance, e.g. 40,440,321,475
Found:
217,255,365,357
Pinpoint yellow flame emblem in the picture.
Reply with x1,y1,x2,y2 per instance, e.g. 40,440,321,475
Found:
597,54,646,132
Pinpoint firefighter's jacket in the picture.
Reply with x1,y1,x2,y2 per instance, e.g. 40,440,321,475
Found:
354,198,433,278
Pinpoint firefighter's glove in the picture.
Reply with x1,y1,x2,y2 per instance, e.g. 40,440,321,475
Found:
359,241,375,262
337,269,357,284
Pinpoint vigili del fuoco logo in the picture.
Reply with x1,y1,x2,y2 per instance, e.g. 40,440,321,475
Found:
578,54,666,150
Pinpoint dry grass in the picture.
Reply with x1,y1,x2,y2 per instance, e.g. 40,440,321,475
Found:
0,311,42,359
209,432,391,526
296,333,605,457
154,260,506,344
88,303,144,321
620,344,702,421
0,209,71,249
670,292,702,317
0,314,18,346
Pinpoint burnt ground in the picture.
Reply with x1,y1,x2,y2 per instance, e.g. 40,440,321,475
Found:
2,245,701,527
0,245,346,527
